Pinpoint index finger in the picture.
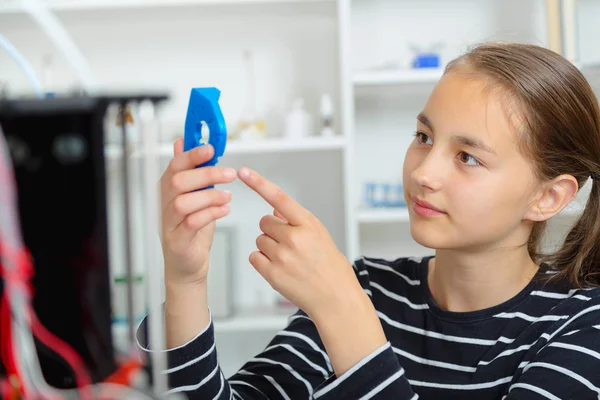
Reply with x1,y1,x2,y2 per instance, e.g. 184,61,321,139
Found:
238,167,310,226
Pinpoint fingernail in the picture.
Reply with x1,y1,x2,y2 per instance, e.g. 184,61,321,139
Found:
239,168,250,178
224,168,236,179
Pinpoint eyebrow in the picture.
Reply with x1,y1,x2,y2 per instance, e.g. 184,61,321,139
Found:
416,112,497,156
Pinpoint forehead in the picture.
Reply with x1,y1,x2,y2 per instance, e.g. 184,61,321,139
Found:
421,71,521,154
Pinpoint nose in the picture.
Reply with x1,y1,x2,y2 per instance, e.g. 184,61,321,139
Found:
410,151,446,192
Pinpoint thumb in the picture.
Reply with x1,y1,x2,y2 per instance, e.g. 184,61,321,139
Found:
173,137,184,156
274,209,288,223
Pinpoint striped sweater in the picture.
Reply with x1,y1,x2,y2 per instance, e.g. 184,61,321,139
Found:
137,256,600,399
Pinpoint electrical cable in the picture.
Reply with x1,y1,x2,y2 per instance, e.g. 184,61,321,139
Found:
0,33,44,98
18,0,97,94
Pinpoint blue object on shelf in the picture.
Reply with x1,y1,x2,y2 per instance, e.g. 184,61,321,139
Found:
364,182,376,207
412,53,440,69
382,183,392,207
184,87,227,188
363,182,407,208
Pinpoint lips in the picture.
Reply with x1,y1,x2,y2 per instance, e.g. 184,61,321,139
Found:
412,197,446,216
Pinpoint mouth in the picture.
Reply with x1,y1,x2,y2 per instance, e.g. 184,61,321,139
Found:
412,196,446,216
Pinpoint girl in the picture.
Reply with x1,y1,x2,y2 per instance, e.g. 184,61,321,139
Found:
139,42,600,399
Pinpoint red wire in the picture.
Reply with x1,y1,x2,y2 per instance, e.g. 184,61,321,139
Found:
1,242,93,399
1,295,15,400
104,357,143,386
29,313,93,399
1,232,144,399
1,294,15,381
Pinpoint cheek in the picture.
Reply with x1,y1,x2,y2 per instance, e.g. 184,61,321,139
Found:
402,147,419,182
450,177,527,230
451,180,496,215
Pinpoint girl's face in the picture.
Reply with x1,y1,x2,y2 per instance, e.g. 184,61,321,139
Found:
403,71,540,252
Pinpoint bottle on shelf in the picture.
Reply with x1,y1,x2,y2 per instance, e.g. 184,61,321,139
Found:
319,93,334,136
283,98,313,140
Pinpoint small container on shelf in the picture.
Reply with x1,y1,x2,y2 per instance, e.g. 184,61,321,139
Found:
363,182,407,208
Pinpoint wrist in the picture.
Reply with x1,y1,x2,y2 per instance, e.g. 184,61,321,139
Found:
164,258,209,286
312,283,372,327
312,287,387,376
165,276,208,316
164,275,210,348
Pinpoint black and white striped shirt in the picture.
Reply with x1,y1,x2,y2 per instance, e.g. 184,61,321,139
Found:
138,256,600,399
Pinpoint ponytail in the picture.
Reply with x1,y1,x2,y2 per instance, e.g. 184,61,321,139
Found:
543,177,600,287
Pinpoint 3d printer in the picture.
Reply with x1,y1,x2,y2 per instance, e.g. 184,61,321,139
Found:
0,94,170,399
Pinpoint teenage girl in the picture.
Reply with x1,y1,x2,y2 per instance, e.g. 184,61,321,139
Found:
139,42,600,399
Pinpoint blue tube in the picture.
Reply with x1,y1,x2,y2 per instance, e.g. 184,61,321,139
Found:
0,32,43,98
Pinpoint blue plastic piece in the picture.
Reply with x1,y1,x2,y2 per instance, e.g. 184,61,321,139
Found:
184,87,227,189
412,53,440,69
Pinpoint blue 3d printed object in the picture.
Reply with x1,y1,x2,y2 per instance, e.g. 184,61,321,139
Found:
183,87,227,189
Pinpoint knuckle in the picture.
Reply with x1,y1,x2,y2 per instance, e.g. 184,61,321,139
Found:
275,248,289,264
259,215,270,232
172,196,187,215
167,158,178,172
286,231,301,250
183,214,197,229
255,234,263,249
249,251,261,266
169,173,184,193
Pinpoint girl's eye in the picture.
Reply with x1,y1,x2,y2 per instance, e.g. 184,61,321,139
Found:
415,132,433,145
457,151,481,167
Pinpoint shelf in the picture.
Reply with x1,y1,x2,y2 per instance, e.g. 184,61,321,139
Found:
358,207,410,224
104,136,347,159
0,0,333,13
353,68,444,86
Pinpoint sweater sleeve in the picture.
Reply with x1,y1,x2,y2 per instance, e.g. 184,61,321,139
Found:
504,298,600,399
137,309,415,399
136,259,417,399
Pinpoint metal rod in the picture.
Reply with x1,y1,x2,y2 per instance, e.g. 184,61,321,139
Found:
120,102,136,346
140,100,169,394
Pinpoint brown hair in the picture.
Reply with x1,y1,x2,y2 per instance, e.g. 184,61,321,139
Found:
445,42,600,288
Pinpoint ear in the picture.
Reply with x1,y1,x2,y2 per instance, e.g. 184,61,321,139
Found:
524,174,579,222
